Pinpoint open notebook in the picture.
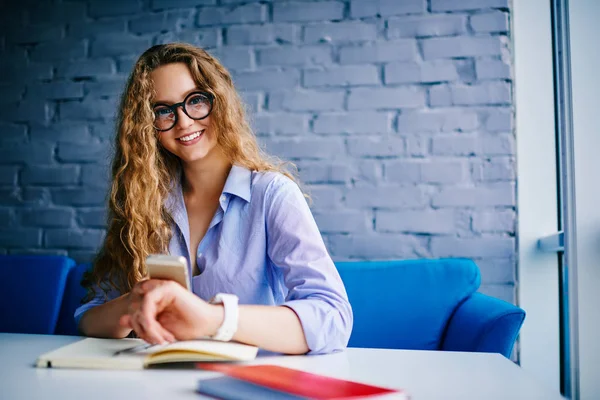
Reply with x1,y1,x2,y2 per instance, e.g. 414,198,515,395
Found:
36,338,258,370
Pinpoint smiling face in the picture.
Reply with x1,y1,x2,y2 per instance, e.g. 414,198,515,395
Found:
151,62,220,165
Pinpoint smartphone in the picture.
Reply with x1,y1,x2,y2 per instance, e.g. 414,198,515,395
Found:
146,254,191,291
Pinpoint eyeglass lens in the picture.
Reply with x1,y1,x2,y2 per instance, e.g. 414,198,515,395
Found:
153,92,212,131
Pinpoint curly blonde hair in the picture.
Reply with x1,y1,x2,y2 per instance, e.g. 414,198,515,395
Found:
83,43,298,301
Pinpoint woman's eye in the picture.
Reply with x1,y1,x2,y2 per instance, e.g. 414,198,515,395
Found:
155,108,173,117
188,95,208,105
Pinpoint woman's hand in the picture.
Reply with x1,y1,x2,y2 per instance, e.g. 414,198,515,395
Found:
119,279,223,345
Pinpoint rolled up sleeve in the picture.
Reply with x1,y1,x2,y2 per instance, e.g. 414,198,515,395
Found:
74,286,120,331
265,176,353,354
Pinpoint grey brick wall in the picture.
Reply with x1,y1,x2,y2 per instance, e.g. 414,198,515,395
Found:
0,0,516,304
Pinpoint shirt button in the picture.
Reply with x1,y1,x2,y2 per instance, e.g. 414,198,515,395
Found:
220,195,226,202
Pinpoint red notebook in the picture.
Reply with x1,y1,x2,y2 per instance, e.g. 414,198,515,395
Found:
197,363,405,399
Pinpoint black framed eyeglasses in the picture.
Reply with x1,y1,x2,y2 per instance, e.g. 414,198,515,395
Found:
152,91,214,131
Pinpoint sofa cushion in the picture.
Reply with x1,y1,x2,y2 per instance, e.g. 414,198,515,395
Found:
336,258,480,350
0,255,74,334
55,263,91,335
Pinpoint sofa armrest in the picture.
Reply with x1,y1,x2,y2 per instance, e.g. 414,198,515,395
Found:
441,292,525,358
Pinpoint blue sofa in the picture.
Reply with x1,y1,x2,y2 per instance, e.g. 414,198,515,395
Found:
0,255,524,358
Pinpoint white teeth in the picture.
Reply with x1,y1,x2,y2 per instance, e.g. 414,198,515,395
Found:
179,131,202,142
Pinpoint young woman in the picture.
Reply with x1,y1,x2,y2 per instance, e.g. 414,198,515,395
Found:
75,43,352,355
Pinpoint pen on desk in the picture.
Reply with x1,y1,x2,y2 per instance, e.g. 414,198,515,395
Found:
113,343,156,356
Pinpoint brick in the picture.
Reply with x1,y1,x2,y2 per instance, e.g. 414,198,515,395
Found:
268,91,344,112
0,188,22,206
20,208,75,228
0,100,52,124
423,161,466,183
91,34,152,57
0,63,53,83
261,137,344,159
232,69,300,91
472,209,516,232
432,183,515,207
0,123,27,143
304,65,379,87
85,78,127,98
347,137,405,158
340,40,417,64
197,4,265,26
0,208,14,226
210,47,253,70
476,58,511,80
479,283,515,304
430,0,509,12
0,166,18,185
258,46,332,67
328,234,429,259
0,84,25,105
155,29,220,48
69,19,127,39
422,36,503,60
348,87,426,110
350,0,426,18
404,135,429,157
89,1,142,17
30,123,92,143
152,0,216,10
313,211,370,233
313,112,392,134
470,11,509,33
376,209,456,234
397,109,479,133
6,24,62,44
67,251,99,264
274,2,344,22
29,2,86,24
21,165,79,186
483,108,512,131
57,59,115,79
52,188,108,206
31,81,85,100
129,10,194,35
57,142,111,163
306,185,344,209
0,143,54,164
353,160,383,185
296,162,351,183
227,24,297,45
0,228,41,248
384,160,421,183
240,92,262,113
385,60,459,84
45,228,105,249
472,157,515,182
252,113,309,135
482,134,515,155
387,15,466,38
60,98,118,121
77,209,107,228
476,258,516,284
431,134,480,156
81,164,111,188
30,40,86,62
304,22,378,43
451,82,511,106
345,186,426,208
431,236,514,258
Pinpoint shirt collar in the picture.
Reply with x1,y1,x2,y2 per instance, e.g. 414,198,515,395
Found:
222,165,252,203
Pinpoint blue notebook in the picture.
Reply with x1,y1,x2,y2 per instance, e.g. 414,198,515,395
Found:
197,376,306,399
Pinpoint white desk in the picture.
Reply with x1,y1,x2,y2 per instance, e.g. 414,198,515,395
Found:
0,333,563,400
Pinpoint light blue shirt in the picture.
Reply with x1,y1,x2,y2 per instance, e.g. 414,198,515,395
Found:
75,165,353,354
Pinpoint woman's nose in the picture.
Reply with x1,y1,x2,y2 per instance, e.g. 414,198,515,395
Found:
175,106,194,130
